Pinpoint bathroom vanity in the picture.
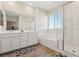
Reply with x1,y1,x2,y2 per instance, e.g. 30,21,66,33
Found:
0,10,38,54
0,31,38,54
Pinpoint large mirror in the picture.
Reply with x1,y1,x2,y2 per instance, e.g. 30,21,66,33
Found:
6,11,19,30
0,10,3,26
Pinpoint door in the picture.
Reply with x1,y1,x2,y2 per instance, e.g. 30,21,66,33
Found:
64,2,79,56
0,37,12,53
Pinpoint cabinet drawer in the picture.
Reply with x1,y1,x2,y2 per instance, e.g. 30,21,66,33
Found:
21,41,27,44
20,38,27,41
20,40,27,42
1,33,19,37
20,33,27,36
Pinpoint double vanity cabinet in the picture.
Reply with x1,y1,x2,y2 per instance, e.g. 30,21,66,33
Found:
0,32,38,54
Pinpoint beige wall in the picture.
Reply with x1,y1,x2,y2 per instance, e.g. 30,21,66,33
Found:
19,16,35,31
0,2,1,9
35,8,48,34
0,1,48,31
1,1,35,17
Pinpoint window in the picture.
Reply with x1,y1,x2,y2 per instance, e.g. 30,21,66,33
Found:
49,15,54,29
57,13,62,28
49,12,62,29
54,13,58,28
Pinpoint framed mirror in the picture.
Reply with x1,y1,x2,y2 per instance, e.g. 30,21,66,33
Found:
6,11,19,30
0,10,3,26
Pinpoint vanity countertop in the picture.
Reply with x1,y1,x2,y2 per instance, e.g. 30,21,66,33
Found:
0,30,35,34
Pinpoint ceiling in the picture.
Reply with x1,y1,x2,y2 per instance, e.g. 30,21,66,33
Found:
18,1,69,11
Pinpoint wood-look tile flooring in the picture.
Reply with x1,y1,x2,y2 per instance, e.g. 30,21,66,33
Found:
0,44,60,57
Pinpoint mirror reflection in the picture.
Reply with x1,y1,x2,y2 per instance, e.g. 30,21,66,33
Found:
6,11,19,30
0,10,3,26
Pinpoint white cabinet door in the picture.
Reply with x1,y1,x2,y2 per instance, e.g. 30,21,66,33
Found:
0,37,12,53
20,33,28,48
64,2,79,56
20,38,28,48
12,37,20,50
28,32,38,46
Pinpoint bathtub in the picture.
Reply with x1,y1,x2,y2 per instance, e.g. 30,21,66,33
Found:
39,32,58,50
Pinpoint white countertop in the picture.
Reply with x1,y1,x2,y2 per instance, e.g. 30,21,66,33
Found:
0,30,35,34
